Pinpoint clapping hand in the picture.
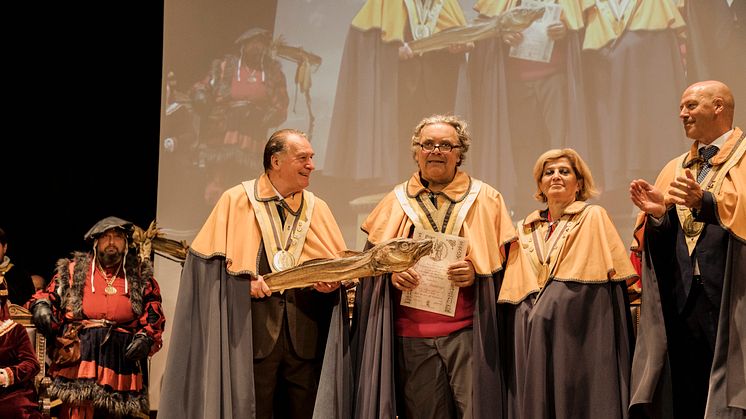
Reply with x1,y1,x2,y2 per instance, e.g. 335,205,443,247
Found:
630,179,667,218
668,169,703,210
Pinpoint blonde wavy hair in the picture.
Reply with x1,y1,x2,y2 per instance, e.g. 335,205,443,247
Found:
532,148,598,202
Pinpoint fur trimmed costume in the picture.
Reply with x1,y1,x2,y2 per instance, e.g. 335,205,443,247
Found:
30,252,165,418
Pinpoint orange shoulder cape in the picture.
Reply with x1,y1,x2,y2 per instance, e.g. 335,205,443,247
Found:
190,174,347,276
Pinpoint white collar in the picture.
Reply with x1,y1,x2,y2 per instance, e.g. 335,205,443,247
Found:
698,129,732,151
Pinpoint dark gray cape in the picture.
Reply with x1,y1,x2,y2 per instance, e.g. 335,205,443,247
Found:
517,280,633,419
159,250,348,419
158,252,255,418
341,249,506,419
499,298,534,419
323,27,401,185
684,0,746,123
630,231,746,418
583,29,686,189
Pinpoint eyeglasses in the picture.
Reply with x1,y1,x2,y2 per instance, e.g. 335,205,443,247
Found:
417,142,461,153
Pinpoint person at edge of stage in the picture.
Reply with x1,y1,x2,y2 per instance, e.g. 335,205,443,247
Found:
0,271,43,419
629,80,746,418
29,216,166,419
0,227,36,306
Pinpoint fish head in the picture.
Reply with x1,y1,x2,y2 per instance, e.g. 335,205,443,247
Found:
499,6,545,33
372,238,434,272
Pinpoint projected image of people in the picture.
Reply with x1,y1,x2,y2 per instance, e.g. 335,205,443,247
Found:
161,25,324,220
468,0,589,217
190,28,289,168
324,0,471,186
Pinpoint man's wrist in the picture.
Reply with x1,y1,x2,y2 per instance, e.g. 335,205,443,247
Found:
650,209,666,219
647,211,666,226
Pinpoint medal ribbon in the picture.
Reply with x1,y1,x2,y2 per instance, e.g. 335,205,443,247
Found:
243,179,315,273
403,0,445,40
595,0,638,36
394,179,482,235
529,214,574,289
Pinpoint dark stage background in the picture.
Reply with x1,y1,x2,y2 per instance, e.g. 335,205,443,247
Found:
2,1,166,281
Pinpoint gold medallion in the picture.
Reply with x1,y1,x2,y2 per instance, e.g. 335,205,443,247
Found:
104,285,117,295
273,250,295,272
682,213,704,237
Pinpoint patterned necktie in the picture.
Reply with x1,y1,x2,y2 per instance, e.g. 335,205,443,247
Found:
697,146,719,184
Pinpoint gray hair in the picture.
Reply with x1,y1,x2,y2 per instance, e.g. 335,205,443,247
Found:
410,114,471,166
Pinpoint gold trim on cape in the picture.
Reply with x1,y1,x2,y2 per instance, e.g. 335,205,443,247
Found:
0,319,20,338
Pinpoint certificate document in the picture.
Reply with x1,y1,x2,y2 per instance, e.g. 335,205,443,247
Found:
400,228,468,316
508,2,562,63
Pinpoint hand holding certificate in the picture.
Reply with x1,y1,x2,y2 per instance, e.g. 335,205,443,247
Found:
508,2,562,63
400,228,468,317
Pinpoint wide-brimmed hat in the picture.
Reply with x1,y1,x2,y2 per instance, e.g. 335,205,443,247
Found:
234,27,271,44
84,216,133,241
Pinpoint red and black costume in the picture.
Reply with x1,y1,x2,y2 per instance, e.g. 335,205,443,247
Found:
29,251,165,418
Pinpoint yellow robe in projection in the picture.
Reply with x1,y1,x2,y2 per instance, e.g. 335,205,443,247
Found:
582,0,685,50
351,0,467,43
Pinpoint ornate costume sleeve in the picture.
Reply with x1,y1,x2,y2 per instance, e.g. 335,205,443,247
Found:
137,276,165,355
1,324,40,387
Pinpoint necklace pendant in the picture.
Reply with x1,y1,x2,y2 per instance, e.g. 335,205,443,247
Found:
104,285,118,295
413,24,431,40
273,249,295,272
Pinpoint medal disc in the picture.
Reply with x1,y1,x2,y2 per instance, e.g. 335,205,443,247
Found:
273,250,295,271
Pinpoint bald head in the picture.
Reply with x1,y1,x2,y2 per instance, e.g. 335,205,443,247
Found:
687,81,734,112
679,80,735,143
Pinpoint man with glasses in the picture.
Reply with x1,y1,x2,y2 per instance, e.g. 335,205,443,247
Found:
349,114,526,418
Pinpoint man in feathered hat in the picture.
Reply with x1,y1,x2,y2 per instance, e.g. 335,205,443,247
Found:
29,216,166,418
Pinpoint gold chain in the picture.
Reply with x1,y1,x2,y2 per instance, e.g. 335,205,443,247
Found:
97,261,122,287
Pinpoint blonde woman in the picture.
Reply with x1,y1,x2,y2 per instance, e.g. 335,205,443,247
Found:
499,148,637,419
